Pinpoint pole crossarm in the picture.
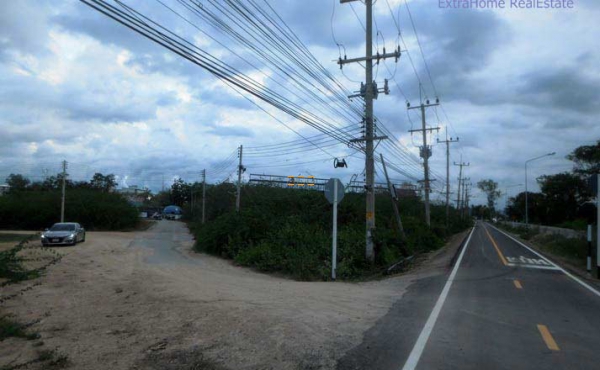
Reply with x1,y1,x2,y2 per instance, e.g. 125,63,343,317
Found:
338,48,401,67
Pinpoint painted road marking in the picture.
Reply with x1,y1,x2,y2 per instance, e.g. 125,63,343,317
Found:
505,256,560,271
537,324,560,351
484,226,508,266
487,223,600,299
513,280,523,289
401,227,476,370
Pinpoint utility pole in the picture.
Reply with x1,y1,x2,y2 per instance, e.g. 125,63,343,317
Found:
462,179,471,217
338,0,400,262
454,160,469,214
236,145,244,213
437,128,459,226
408,99,440,227
60,160,67,223
380,154,406,242
201,169,206,224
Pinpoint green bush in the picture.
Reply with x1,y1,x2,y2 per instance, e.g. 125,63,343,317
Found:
189,184,472,280
0,189,138,231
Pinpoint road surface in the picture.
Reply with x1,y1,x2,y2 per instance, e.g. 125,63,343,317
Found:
338,221,600,370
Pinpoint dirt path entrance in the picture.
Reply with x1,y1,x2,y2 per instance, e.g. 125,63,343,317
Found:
0,222,460,369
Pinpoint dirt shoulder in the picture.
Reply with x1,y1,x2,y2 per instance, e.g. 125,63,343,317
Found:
0,222,467,370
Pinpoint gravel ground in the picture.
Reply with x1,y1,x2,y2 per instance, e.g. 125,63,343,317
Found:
0,222,460,369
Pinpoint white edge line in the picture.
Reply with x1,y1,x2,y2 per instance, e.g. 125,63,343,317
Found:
506,263,560,271
488,223,600,299
401,226,476,370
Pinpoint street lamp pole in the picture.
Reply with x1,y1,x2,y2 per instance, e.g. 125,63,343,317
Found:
525,152,555,226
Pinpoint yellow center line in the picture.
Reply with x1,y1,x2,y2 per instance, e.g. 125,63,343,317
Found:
513,280,523,289
484,226,508,266
537,324,560,351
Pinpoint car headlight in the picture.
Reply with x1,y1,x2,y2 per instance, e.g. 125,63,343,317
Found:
69,234,75,238
41,234,46,239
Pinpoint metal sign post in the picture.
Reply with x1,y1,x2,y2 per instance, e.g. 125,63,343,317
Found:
587,225,592,273
325,178,345,280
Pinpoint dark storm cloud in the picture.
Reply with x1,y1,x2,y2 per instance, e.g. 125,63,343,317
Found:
518,67,600,114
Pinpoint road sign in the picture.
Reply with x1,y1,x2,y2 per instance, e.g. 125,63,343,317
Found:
324,178,345,205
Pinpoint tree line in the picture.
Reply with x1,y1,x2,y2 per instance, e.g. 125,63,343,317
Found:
473,140,599,228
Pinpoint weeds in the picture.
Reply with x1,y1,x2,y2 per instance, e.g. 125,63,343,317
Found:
187,184,472,280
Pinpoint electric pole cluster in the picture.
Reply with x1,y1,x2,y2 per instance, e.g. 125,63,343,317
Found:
437,129,459,226
454,160,470,217
338,0,400,262
236,145,245,213
408,99,440,227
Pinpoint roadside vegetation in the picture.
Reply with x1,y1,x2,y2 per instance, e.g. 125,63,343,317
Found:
497,223,592,272
0,173,139,231
0,235,41,284
476,140,599,228
187,184,472,281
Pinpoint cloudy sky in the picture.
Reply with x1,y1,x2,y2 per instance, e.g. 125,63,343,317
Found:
1,0,598,207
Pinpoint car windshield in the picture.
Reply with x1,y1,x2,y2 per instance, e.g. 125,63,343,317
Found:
49,224,75,231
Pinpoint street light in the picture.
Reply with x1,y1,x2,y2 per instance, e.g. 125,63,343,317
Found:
525,152,556,226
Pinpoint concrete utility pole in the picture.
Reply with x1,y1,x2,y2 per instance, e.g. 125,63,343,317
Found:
462,179,471,217
60,160,67,223
437,128,459,226
338,0,400,261
454,160,469,214
236,145,244,213
201,169,206,224
380,154,406,241
408,100,440,227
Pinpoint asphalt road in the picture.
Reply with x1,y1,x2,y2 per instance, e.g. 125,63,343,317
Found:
338,221,600,370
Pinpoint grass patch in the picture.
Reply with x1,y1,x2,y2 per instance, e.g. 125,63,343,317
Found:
532,234,588,268
0,234,36,243
0,234,46,285
0,316,38,341
37,349,69,366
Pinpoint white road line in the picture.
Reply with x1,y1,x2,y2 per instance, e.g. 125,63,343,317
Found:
488,223,600,299
401,226,476,370
506,263,560,271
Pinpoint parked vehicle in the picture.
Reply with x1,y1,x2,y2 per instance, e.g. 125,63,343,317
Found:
152,212,163,220
41,222,86,246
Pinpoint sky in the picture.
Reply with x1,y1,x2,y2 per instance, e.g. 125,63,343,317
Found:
1,0,599,208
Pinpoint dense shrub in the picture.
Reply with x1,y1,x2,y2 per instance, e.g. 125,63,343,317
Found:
0,189,138,230
187,184,472,280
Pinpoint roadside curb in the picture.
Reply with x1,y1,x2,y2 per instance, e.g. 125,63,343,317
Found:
449,227,474,268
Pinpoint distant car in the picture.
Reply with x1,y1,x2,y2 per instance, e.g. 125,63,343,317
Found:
41,222,86,246
152,212,163,220
162,205,183,220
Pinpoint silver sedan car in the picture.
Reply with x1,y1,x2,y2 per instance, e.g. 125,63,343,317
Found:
41,222,86,246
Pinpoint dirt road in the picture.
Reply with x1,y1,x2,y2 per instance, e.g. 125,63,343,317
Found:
0,221,462,369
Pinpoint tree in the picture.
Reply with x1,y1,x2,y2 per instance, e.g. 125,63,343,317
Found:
477,179,502,210
506,192,545,223
90,173,118,192
537,172,591,225
567,140,600,176
6,174,30,192
170,178,190,207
